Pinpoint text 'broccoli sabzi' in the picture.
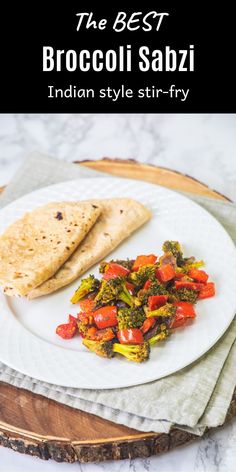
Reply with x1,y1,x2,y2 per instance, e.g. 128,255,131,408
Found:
57,240,216,363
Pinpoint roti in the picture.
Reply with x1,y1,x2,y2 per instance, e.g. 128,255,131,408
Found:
0,202,101,296
28,199,151,299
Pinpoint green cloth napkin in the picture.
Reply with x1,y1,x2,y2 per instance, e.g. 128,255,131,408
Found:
0,152,235,435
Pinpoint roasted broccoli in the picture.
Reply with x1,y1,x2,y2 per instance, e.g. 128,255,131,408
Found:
95,277,140,307
172,287,199,304
137,280,169,305
82,339,114,358
99,259,134,273
162,240,185,266
113,342,150,363
117,307,146,329
147,303,176,318
149,329,169,345
129,265,157,288
71,275,100,304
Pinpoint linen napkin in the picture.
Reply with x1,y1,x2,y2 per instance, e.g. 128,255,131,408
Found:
0,152,235,436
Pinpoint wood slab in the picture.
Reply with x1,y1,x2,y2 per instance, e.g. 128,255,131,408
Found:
0,159,234,463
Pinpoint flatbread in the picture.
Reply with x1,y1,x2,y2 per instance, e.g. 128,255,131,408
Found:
0,202,101,296
28,199,151,299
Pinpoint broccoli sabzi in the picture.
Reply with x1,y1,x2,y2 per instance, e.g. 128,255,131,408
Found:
58,239,216,364
129,265,157,289
147,303,176,318
82,339,114,358
95,276,141,307
117,307,146,329
71,275,100,304
113,342,150,363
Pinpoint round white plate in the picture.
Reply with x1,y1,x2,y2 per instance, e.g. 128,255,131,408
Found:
0,177,236,389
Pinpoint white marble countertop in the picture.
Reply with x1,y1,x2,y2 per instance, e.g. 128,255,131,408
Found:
0,113,235,472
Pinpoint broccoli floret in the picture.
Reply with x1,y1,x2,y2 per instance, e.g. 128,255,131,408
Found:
147,303,176,318
113,342,150,363
71,275,100,304
82,339,114,358
162,240,182,257
138,280,169,305
162,240,185,266
172,288,199,304
117,307,146,329
129,265,157,289
99,259,134,273
95,277,140,307
149,328,169,345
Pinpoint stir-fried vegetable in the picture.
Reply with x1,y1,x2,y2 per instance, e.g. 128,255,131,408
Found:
113,342,150,363
56,240,216,362
70,275,100,304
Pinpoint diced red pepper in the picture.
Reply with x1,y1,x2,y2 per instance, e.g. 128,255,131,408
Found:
174,272,185,279
93,306,118,329
171,302,196,329
143,280,152,290
198,282,216,300
56,322,77,339
156,264,175,283
103,263,130,280
79,298,95,313
132,254,157,271
188,268,209,283
174,280,204,291
68,314,78,327
117,328,144,345
174,302,196,317
141,317,156,334
90,328,115,342
148,295,168,310
125,281,135,294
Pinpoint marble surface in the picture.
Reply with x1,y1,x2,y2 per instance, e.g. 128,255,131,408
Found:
0,113,236,471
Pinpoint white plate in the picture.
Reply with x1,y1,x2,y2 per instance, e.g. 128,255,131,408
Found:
0,177,236,389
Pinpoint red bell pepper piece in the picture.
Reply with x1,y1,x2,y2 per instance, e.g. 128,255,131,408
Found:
93,306,118,329
156,264,175,283
174,272,185,279
117,328,144,344
125,281,135,294
171,302,196,328
188,268,209,283
68,314,78,327
90,328,115,342
198,282,215,299
141,317,156,334
174,280,204,291
148,295,168,310
79,298,95,313
56,322,77,339
143,280,152,290
132,254,157,271
103,263,130,280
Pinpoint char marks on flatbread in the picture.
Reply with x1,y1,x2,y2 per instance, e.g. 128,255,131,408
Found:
28,199,151,299
0,202,101,296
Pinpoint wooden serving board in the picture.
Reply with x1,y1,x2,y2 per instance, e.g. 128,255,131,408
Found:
0,159,235,464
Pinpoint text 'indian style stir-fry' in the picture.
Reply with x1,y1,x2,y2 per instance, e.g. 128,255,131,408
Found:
56,241,216,362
